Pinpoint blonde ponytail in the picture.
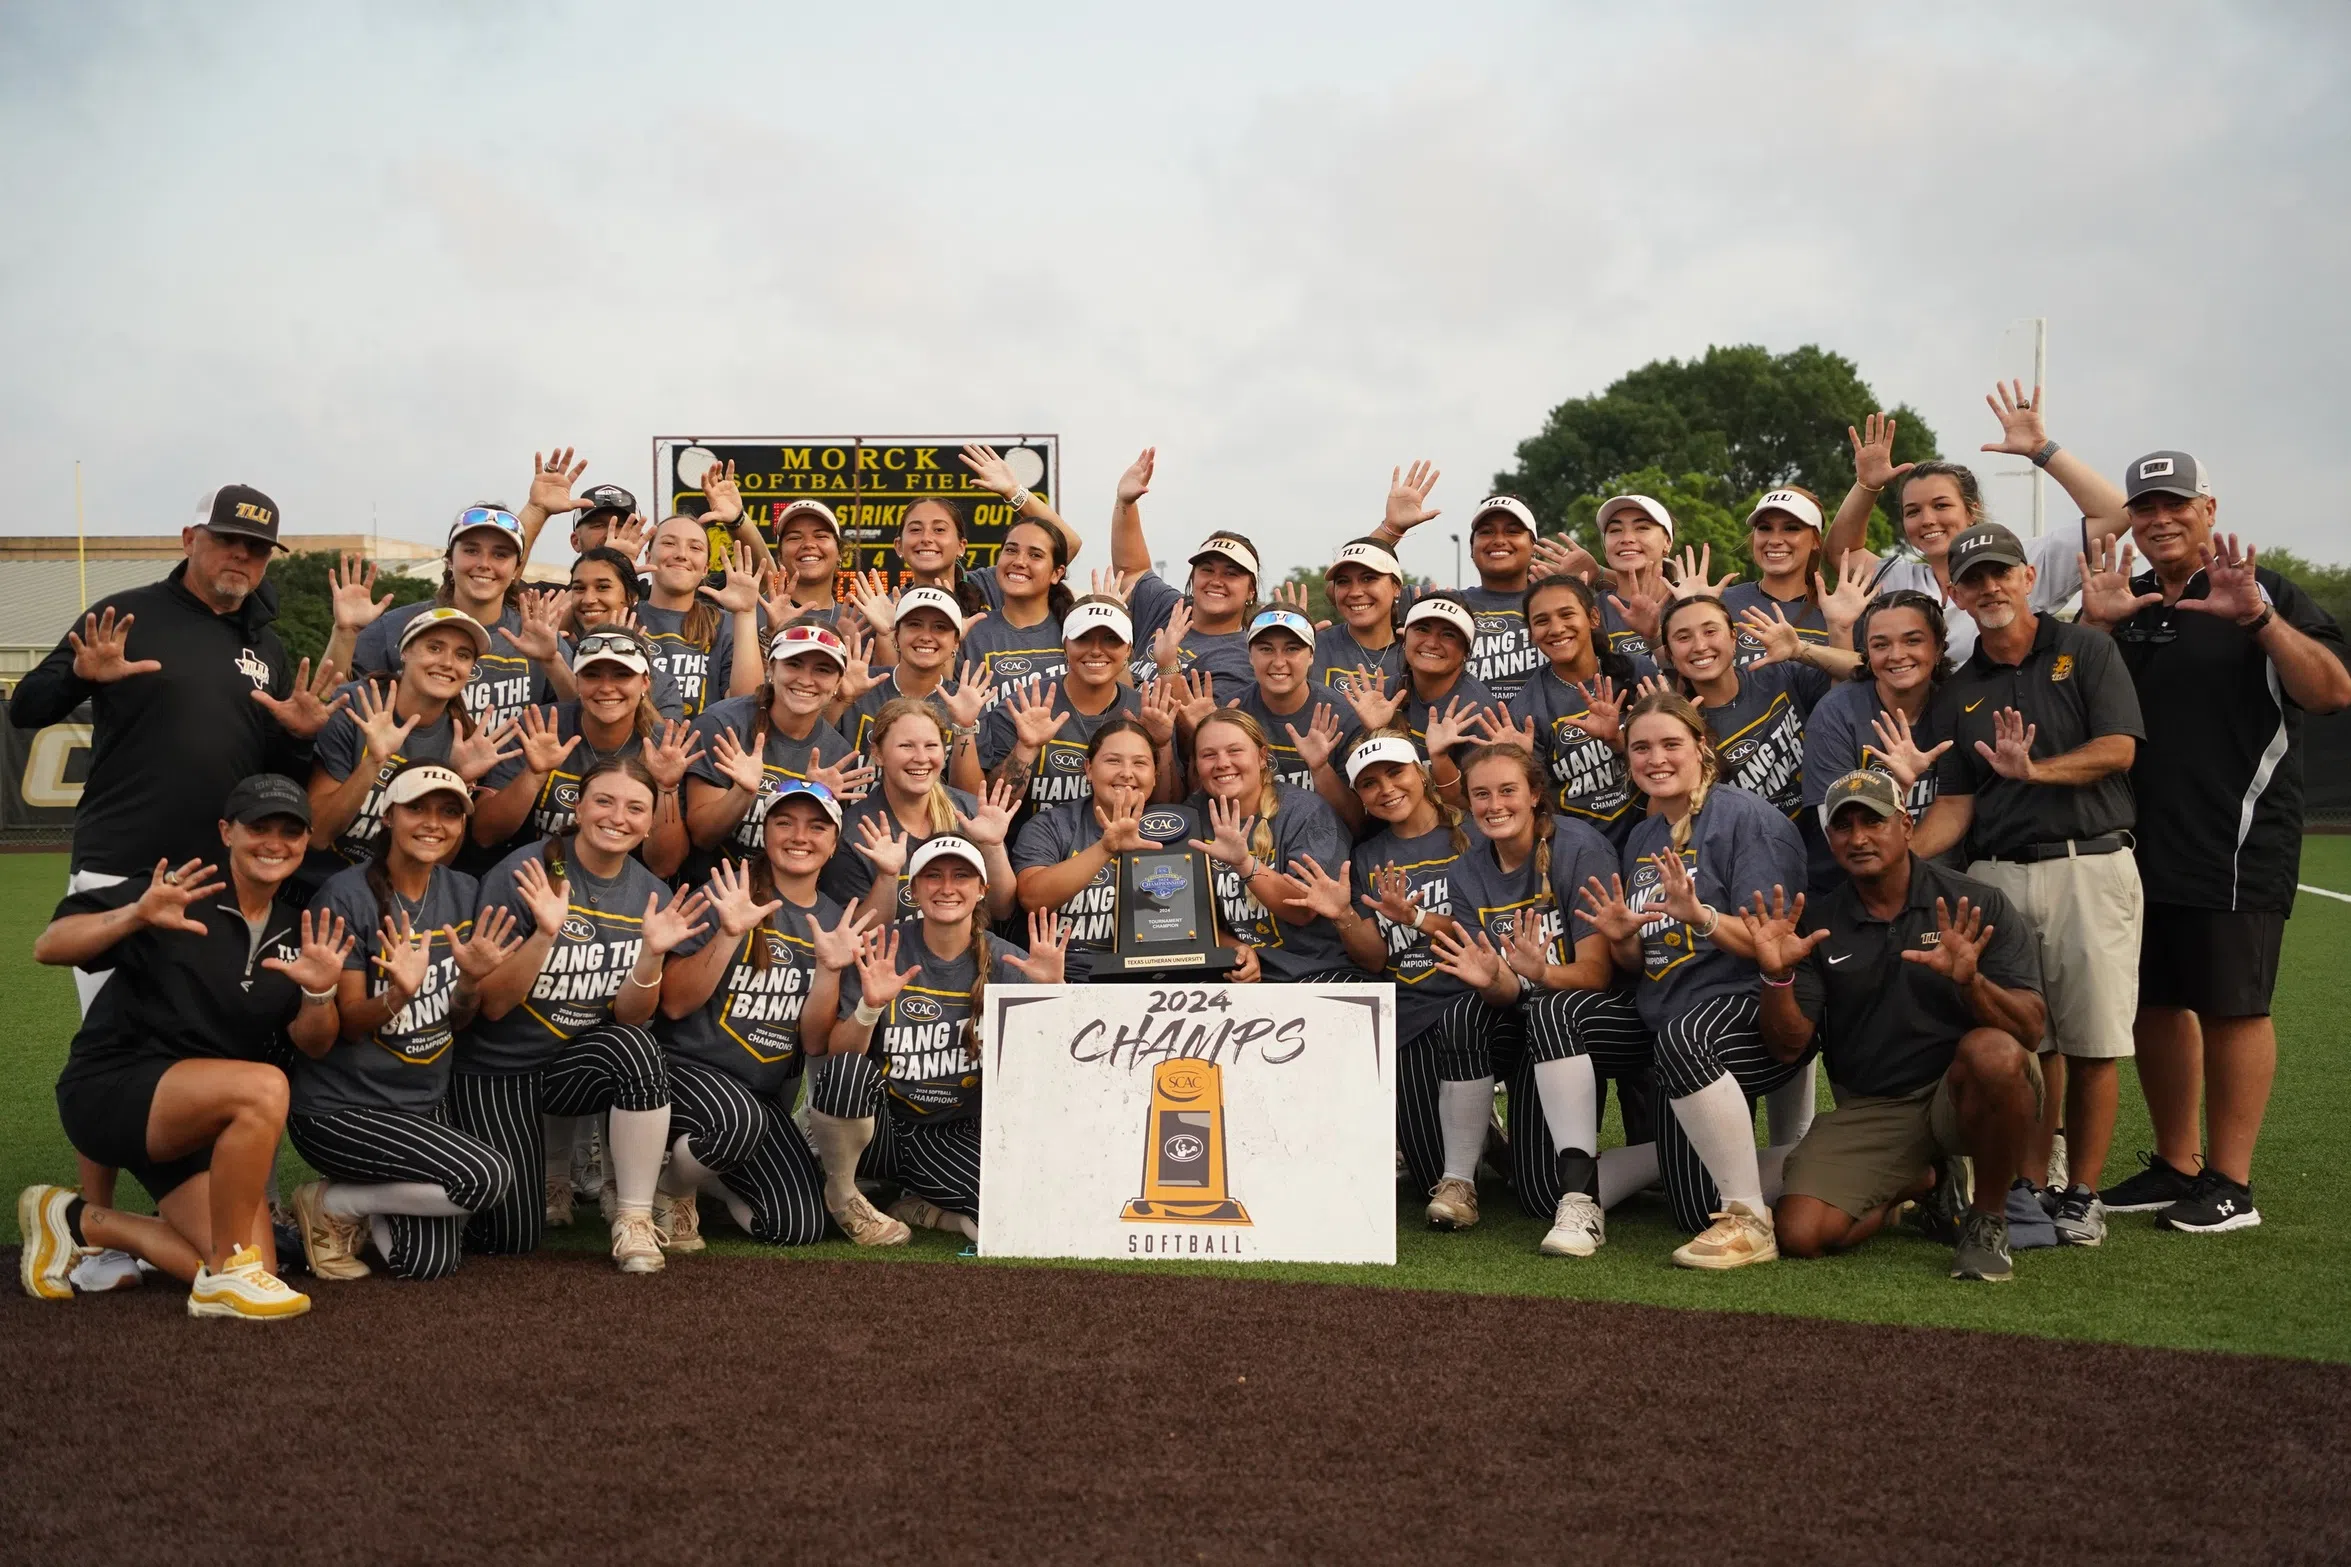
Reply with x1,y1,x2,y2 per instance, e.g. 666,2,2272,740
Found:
1191,709,1280,864
1624,687,1719,852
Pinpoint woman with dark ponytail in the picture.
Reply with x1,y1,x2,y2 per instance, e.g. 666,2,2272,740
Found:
1506,574,1650,846
1798,589,1956,890
638,516,765,718
958,516,1079,707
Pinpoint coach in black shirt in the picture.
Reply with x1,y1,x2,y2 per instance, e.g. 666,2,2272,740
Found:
1912,520,2144,1247
2080,452,2350,1234
1750,771,2045,1282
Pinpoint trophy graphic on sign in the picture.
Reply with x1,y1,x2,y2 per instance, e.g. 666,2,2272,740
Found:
1120,1059,1252,1225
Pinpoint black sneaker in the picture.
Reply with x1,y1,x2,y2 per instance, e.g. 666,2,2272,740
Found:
1950,1207,2013,1283
2156,1170,2261,1234
1904,1156,1972,1245
2099,1150,2198,1214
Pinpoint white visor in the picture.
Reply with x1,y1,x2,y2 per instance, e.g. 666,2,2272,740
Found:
894,586,965,633
381,764,473,814
775,500,842,537
1747,488,1824,531
1189,536,1260,578
1598,494,1676,543
1404,596,1478,645
1325,540,1404,580
1345,734,1425,786
908,834,988,877
1062,600,1134,645
1471,495,1538,533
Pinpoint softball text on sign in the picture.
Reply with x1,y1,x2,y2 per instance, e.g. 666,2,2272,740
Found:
653,435,1057,588
979,983,1397,1265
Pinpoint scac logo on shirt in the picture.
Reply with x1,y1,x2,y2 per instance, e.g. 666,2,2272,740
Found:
560,916,596,942
234,648,271,690
898,994,943,1022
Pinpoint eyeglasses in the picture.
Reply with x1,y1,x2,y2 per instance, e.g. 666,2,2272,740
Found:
456,507,519,533
576,631,644,658
2114,615,2177,645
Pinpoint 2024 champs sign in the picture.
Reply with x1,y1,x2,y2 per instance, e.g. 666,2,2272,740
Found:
980,983,1397,1266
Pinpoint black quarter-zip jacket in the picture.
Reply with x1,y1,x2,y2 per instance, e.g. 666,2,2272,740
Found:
11,562,313,875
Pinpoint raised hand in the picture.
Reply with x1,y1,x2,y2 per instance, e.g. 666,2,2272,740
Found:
1738,602,1803,666
1848,411,1914,493
1865,708,1950,790
959,443,1023,499
135,857,225,933
1817,551,1874,636
446,715,520,783
1739,886,1830,980
701,459,745,528
1650,849,1707,926
956,779,1020,847
1115,447,1155,507
448,905,525,980
1421,695,1478,759
1268,579,1327,628
2077,535,2159,628
515,705,579,776
1171,667,1219,732
644,719,703,792
1287,703,1344,773
1665,543,1738,598
2173,533,2267,624
350,680,420,767
1531,534,1601,583
1574,873,1640,942
1974,707,2038,781
640,889,711,957
499,589,566,664
852,814,909,879
853,925,921,1009
1429,923,1508,988
1004,678,1069,751
704,858,780,939
330,552,393,632
1565,675,1623,745
806,750,874,804
1900,896,1993,987
251,656,350,739
1336,666,1402,732
512,857,571,934
1186,794,1257,871
1469,705,1538,752
758,567,801,630
1504,906,1554,980
372,911,431,999
264,909,355,994
843,569,897,636
1086,565,1135,604
809,897,875,971
834,620,878,706
1012,909,1069,982
530,447,590,516
1630,673,1672,705
708,726,767,794
1980,380,2049,457
1151,599,1193,675
1607,566,1670,643
701,541,763,615
67,607,164,684
1095,787,1156,852
1385,460,1441,535
1367,863,1425,927
609,512,650,563
1136,677,1179,748
1281,856,1353,920
938,663,987,730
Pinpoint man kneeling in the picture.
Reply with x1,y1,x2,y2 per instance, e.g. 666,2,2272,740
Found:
1742,771,2047,1282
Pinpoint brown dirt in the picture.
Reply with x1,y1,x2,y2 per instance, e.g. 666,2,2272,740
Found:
5,1251,2347,1565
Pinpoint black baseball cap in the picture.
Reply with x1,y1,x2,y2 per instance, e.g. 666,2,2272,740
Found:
222,773,312,828
2124,451,2214,503
576,484,636,523
194,484,287,552
1947,522,2028,581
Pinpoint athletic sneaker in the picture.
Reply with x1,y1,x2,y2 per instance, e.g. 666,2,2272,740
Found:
890,1195,951,1233
609,1210,667,1274
17,1184,80,1301
1539,1191,1604,1257
1425,1177,1480,1231
2100,1150,2199,1214
544,1175,574,1229
186,1245,310,1320
572,1128,604,1199
832,1188,912,1247
1671,1201,1777,1270
597,1178,620,1225
658,1192,705,1253
68,1249,143,1293
2156,1170,2261,1235
2052,1185,2106,1247
290,1180,371,1281
1950,1208,2013,1283
2047,1130,2069,1196
1477,1108,1512,1189
2004,1178,2059,1249
1905,1156,1973,1246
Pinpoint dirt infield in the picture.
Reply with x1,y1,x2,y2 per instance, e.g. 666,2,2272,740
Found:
6,1253,2347,1565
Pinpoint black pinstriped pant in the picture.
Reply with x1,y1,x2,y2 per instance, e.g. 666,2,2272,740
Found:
868,1112,982,1216
1651,992,1810,1232
1395,993,1526,1197
1506,986,1656,1218
446,1024,668,1256
665,1056,827,1246
807,1050,886,1121
286,1107,514,1281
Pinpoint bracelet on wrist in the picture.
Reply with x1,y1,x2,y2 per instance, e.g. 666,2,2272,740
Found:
1409,905,1428,932
1006,486,1034,512
2241,605,2274,634
2029,440,2061,470
625,968,661,990
1693,904,1721,940
301,986,338,1005
1760,970,1794,989
852,999,884,1027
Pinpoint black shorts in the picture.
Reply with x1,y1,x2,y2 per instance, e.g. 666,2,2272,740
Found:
55,1059,211,1203
2137,904,2284,1019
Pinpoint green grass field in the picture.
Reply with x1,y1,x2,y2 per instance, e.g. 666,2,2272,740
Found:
8,844,2348,1361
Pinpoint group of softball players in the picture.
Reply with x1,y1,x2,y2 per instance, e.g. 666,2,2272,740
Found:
31,379,2313,1320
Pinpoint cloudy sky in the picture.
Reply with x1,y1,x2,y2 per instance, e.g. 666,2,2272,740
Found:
3,2,2343,585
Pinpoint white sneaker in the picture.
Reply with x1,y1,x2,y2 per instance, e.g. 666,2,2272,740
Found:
17,1184,79,1301
1540,1192,1606,1258
1670,1201,1778,1271
658,1191,705,1253
610,1210,667,1274
68,1249,144,1293
831,1188,912,1247
543,1175,574,1229
597,1177,620,1225
187,1245,311,1320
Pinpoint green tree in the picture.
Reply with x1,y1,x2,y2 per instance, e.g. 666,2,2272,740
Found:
1494,343,1940,558
2260,548,2351,631
268,550,439,667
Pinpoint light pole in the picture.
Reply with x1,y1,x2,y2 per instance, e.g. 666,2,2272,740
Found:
1450,534,1462,589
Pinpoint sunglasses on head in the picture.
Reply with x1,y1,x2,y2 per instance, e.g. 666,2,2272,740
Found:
457,507,519,533
576,631,643,659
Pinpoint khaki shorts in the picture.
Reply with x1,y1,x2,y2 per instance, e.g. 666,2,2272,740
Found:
1967,849,2143,1059
1782,1054,2046,1219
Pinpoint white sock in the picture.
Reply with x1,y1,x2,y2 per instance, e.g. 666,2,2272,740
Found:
604,1105,672,1218
706,1174,755,1232
1436,1077,1495,1184
542,1115,575,1182
660,1135,714,1199
320,1181,465,1219
368,1215,394,1261
1597,1143,1659,1210
943,1210,978,1241
1765,1059,1817,1146
1759,1142,1797,1206
1670,1073,1765,1211
806,1111,875,1204
1531,1055,1599,1157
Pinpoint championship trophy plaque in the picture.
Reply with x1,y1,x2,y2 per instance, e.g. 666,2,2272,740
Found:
1121,1059,1251,1224
1089,843,1239,979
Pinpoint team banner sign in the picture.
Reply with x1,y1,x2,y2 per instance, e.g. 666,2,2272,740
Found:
0,704,92,829
652,435,1058,588
979,982,1397,1266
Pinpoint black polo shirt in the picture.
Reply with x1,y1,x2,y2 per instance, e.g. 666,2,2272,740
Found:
53,878,309,1089
1790,855,2042,1098
1927,613,2143,859
2115,566,2345,913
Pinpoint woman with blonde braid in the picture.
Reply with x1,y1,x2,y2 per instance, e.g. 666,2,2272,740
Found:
1574,689,1809,1269
1182,710,1356,983
820,838,1068,1240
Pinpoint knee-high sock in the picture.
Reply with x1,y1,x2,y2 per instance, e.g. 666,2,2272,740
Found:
368,1215,396,1261
806,1110,874,1205
659,1134,715,1199
1670,1073,1765,1212
542,1115,576,1182
706,1176,755,1232
1597,1143,1659,1210
1533,1056,1600,1195
321,1181,465,1219
1436,1078,1494,1185
1765,1059,1817,1147
1759,1142,1796,1206
604,1105,671,1218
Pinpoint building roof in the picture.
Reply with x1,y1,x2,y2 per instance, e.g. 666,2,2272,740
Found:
0,558,182,653
0,533,445,562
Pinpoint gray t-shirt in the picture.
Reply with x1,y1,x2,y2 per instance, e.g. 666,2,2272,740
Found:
1720,583,1829,670
1008,798,1201,985
1127,571,1255,700
634,602,740,719
959,608,1067,711
1697,661,1834,820
819,785,980,916
660,890,846,1097
685,695,857,859
976,682,1144,820
308,685,522,870
1505,663,1653,848
1230,684,1346,793
1350,822,1467,1040
1622,785,1805,1032
1311,624,1405,698
1446,816,1620,973
1184,785,1353,981
1457,583,1542,702
293,863,480,1116
842,672,952,756
836,924,1031,1122
460,840,677,1076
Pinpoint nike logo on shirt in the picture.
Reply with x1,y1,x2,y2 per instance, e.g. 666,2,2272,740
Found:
1964,700,1985,712
1827,954,1851,965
